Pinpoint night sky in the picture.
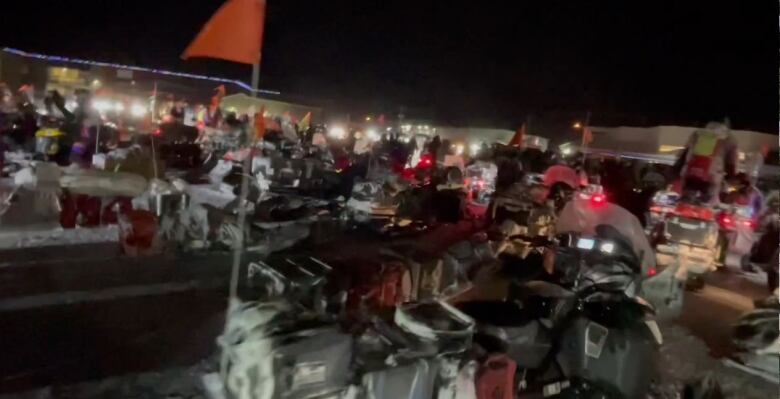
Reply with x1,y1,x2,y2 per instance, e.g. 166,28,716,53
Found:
1,0,777,132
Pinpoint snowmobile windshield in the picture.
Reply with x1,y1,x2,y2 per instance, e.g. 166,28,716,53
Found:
555,197,654,275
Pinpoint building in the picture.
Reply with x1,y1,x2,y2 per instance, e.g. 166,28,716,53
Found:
434,126,548,151
586,125,776,157
220,93,322,123
0,47,318,122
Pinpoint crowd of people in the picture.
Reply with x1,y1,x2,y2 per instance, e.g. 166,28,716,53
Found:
0,79,773,239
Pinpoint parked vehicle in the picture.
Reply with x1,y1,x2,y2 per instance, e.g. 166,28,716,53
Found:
458,227,661,398
645,189,680,238
465,161,497,206
716,203,759,270
654,202,721,290
725,291,780,384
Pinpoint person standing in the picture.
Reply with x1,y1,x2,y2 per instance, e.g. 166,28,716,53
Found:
673,122,738,204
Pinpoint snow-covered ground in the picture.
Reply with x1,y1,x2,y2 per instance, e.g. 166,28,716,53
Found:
656,322,778,399
4,324,777,399
1,359,216,399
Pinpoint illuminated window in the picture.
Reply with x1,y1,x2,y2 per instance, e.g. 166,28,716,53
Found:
48,67,83,85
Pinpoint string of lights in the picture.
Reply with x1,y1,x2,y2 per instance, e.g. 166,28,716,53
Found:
2,47,280,96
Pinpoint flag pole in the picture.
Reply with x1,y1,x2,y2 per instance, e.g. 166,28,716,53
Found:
581,110,591,150
251,62,260,98
227,58,261,304
181,0,269,387
221,61,260,391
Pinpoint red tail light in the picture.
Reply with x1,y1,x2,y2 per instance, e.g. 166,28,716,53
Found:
591,193,606,206
675,203,714,220
717,212,735,230
647,267,658,277
417,154,433,168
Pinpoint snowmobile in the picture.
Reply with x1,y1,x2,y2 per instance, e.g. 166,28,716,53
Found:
645,188,680,237
654,201,721,290
458,197,661,398
724,290,780,384
457,225,661,398
715,203,759,270
464,160,497,219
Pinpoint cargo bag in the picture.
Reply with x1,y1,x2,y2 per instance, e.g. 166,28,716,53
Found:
246,256,332,311
361,359,436,399
382,247,461,301
222,301,353,399
353,316,437,399
395,300,474,355
269,327,353,399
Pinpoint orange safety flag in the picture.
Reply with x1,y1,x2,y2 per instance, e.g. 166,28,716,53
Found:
299,112,311,131
509,123,526,147
582,127,593,145
254,106,266,140
209,85,226,114
182,0,267,65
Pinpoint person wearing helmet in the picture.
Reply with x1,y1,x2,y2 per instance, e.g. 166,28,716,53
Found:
543,164,588,212
673,121,738,205
489,171,551,228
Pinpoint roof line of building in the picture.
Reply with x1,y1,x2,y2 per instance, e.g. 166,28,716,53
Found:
1,47,280,96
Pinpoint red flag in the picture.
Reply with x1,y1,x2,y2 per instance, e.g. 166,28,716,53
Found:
377,114,386,125
582,127,593,145
182,0,266,65
509,124,526,147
